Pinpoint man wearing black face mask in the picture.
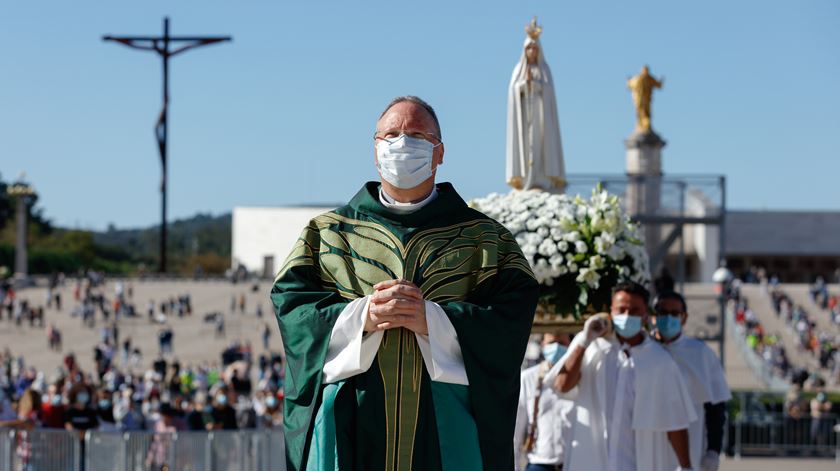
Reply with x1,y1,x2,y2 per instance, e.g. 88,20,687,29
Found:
65,385,99,436
271,96,539,471
208,389,237,430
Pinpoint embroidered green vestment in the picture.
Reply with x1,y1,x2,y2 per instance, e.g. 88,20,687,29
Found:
270,182,539,471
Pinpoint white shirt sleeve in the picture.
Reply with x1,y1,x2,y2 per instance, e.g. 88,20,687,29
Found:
414,301,469,386
322,296,384,384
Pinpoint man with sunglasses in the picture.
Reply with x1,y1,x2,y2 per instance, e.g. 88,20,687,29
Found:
651,292,731,471
552,281,696,471
272,96,539,471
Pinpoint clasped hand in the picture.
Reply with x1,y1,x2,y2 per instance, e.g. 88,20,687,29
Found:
365,279,428,335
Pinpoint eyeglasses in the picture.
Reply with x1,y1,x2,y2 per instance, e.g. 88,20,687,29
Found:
374,129,442,146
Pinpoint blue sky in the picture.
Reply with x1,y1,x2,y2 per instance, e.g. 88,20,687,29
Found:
1,1,838,230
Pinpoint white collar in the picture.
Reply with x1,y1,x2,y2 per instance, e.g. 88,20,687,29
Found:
378,186,438,214
663,333,686,347
619,332,650,352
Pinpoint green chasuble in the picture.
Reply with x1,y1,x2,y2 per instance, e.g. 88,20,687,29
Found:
270,182,539,471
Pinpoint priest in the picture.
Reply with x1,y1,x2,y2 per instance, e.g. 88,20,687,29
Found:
552,282,697,471
271,96,540,471
651,291,731,471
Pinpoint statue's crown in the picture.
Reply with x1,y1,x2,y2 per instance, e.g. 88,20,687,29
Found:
525,17,542,40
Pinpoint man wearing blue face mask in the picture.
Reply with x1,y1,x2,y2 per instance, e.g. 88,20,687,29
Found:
651,292,731,471
513,331,575,471
553,281,697,471
272,96,539,471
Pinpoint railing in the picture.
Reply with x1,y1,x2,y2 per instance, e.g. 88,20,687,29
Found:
564,173,726,220
0,428,285,471
5,417,839,467
0,428,80,471
732,413,840,460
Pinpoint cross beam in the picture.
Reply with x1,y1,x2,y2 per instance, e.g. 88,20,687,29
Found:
104,17,231,273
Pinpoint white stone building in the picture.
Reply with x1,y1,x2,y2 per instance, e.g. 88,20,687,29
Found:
231,206,337,279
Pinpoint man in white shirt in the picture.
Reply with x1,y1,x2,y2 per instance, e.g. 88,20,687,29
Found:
651,291,732,471
553,281,697,471
514,331,576,471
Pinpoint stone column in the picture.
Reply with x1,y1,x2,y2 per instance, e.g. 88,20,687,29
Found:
625,130,666,255
14,196,28,279
7,181,34,282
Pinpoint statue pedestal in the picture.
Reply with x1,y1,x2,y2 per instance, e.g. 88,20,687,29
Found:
624,130,666,254
625,130,665,176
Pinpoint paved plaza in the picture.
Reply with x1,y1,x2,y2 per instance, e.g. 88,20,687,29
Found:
1,278,278,374
721,457,838,470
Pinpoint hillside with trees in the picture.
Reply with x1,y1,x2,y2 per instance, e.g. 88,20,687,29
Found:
0,173,232,275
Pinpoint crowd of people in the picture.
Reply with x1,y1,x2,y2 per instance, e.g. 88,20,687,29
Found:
1,267,272,368
725,266,840,388
810,277,840,328
0,282,46,328
0,341,285,437
0,269,287,468
728,279,795,381
784,381,835,445
769,286,840,376
1,256,836,470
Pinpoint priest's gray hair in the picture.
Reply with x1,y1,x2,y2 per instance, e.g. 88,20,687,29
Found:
379,96,442,139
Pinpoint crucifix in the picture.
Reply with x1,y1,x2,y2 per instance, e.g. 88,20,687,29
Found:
104,17,231,273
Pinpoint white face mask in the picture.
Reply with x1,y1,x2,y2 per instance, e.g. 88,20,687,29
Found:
376,135,436,189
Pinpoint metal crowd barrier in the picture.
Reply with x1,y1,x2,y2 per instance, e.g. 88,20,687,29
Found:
86,429,285,471
0,431,7,471
0,428,284,471
1,428,81,471
732,413,840,460
3,420,840,468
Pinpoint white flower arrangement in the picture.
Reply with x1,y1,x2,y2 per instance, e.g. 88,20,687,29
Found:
471,187,651,317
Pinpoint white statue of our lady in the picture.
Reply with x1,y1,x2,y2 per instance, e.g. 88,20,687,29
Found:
505,18,566,191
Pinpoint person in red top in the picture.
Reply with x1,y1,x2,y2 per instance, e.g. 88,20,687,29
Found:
40,383,67,428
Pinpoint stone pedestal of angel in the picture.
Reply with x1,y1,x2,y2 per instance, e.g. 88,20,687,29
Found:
506,18,566,192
